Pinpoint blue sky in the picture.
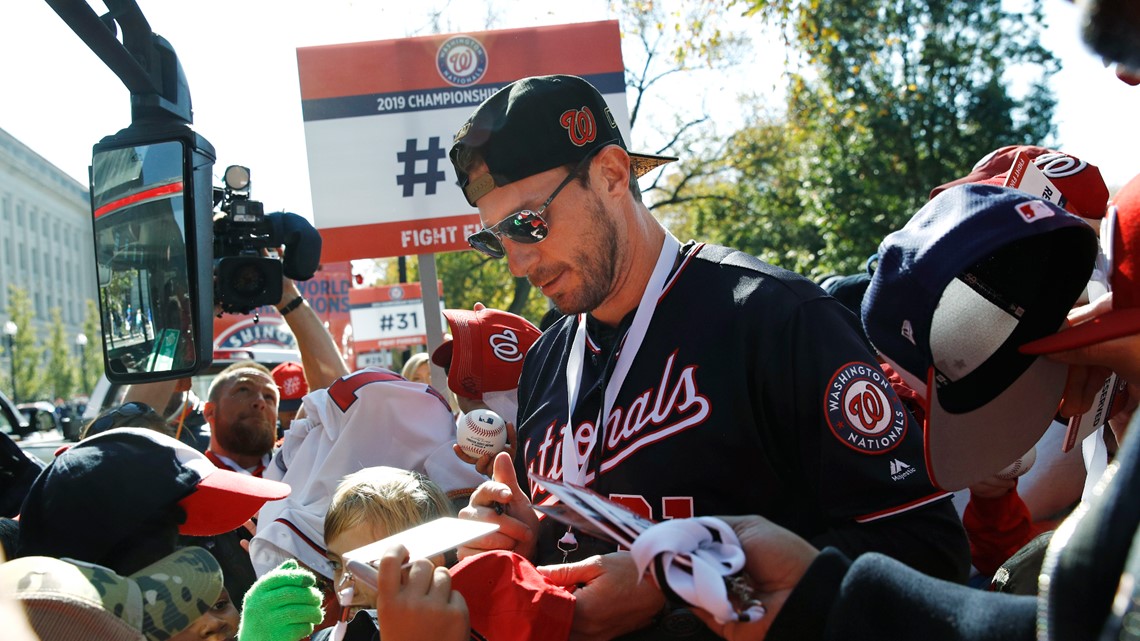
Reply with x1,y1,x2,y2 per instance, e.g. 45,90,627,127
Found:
0,0,1135,225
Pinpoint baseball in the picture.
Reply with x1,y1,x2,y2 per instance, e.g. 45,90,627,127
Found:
457,409,508,459
995,446,1037,480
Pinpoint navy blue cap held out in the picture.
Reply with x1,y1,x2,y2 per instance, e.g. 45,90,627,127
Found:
449,74,676,206
862,184,1097,491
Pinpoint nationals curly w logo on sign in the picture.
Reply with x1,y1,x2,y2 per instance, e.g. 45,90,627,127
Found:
560,107,598,147
436,36,488,86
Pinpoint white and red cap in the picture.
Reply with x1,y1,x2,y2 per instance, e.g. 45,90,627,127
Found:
929,145,1110,220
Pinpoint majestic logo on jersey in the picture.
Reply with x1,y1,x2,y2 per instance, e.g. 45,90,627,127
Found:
825,362,907,454
489,328,524,362
524,350,710,498
889,458,915,481
436,36,488,87
560,107,598,147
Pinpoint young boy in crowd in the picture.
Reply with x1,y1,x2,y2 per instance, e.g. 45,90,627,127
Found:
318,466,455,640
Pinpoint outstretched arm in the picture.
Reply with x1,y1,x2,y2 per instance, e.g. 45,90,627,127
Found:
277,274,349,391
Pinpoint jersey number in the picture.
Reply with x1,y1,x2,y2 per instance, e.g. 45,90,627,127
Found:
608,494,694,521
327,369,449,412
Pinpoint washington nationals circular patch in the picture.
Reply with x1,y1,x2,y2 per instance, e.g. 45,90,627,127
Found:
825,362,907,454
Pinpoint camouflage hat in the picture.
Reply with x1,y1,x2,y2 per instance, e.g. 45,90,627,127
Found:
0,546,223,641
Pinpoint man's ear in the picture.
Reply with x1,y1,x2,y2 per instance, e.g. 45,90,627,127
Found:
203,401,216,425
594,144,633,199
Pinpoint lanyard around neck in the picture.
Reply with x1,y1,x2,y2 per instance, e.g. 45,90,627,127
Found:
561,231,681,486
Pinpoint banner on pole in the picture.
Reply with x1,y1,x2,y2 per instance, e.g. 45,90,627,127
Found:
297,20,627,261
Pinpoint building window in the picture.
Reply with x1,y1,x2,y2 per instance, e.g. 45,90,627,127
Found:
34,293,42,318
32,248,39,275
16,204,24,226
19,244,26,270
3,238,9,266
2,196,9,220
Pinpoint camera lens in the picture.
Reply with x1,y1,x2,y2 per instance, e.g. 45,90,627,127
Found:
231,262,270,297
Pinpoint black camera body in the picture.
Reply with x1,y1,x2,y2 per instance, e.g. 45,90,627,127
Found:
212,166,322,316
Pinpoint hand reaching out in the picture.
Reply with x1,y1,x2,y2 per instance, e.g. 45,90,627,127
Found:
374,544,469,641
454,421,517,476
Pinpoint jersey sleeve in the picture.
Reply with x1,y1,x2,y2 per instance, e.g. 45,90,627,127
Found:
761,295,948,524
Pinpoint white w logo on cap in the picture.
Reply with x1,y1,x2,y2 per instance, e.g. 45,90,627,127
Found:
489,329,523,362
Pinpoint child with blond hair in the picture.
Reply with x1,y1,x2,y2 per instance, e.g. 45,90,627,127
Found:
313,466,461,641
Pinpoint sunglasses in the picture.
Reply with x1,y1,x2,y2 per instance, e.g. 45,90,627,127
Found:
467,149,601,259
86,401,156,437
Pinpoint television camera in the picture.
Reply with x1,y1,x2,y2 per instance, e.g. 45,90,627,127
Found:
212,165,321,316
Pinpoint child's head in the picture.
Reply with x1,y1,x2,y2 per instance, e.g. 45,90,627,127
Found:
324,467,454,613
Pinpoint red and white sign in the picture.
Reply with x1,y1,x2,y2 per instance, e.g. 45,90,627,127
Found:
349,281,446,351
297,20,628,261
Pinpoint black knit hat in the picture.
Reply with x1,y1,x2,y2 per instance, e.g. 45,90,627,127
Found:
449,74,676,206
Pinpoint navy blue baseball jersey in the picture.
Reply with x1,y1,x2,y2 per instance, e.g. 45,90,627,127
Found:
516,242,952,566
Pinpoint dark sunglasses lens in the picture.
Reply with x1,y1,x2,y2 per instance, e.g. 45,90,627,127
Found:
501,212,549,244
468,231,505,259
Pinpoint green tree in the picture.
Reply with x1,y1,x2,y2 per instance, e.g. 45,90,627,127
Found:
79,299,103,396
683,0,1058,277
5,286,45,403
45,308,77,401
423,252,548,325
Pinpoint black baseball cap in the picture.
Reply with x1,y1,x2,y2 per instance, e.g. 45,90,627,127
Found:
449,74,677,206
17,427,290,564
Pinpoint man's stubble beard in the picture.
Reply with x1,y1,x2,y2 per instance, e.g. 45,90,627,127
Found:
549,194,621,316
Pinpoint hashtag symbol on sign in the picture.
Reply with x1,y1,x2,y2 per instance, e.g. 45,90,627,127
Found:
379,315,394,331
396,137,447,197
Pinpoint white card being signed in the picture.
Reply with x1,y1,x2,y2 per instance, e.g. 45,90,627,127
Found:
343,517,498,589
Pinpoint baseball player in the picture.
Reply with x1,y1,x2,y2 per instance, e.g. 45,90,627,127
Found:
449,75,968,640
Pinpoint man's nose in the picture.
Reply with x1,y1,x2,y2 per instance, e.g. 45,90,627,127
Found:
200,613,234,640
504,240,539,277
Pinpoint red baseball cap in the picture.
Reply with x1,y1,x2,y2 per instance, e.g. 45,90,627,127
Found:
431,303,542,400
450,550,575,641
1022,172,1140,354
271,361,308,412
930,145,1110,219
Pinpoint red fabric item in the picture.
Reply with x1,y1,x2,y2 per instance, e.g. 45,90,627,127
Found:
272,361,308,411
880,361,926,424
962,484,1050,576
431,304,542,400
929,145,1110,219
1023,172,1140,354
449,550,575,641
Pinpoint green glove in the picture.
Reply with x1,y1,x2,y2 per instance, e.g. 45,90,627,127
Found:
238,560,325,641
